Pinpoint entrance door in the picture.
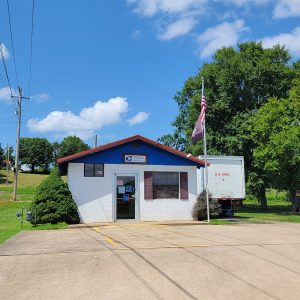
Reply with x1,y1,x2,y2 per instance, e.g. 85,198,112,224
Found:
115,175,136,220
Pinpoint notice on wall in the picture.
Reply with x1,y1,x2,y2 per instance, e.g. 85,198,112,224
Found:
123,194,129,202
125,185,133,193
124,154,147,163
118,186,125,194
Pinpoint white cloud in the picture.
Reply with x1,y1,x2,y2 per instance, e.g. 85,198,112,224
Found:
0,43,9,59
0,88,50,104
0,87,12,101
127,0,206,40
128,0,279,46
220,0,270,6
0,87,16,102
27,97,128,139
159,18,197,40
197,19,248,58
262,27,300,56
127,111,150,125
273,0,300,19
31,93,50,103
127,0,206,16
127,0,158,16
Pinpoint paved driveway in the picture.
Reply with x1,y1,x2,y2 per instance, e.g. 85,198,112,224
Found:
1,222,300,300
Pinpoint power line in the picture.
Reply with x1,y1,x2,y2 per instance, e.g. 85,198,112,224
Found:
28,0,35,97
0,42,13,96
0,67,17,120
6,0,19,88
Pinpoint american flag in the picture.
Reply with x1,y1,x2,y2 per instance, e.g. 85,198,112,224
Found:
192,91,207,144
200,94,207,123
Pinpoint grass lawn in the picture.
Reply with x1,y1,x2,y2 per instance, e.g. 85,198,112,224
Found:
0,169,49,186
0,170,68,244
235,204,300,223
0,169,49,202
0,170,66,201
0,201,68,244
211,190,300,224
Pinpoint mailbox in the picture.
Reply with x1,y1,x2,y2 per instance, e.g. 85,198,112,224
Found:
26,211,32,221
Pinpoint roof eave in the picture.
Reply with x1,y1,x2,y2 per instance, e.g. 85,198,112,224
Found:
56,135,207,167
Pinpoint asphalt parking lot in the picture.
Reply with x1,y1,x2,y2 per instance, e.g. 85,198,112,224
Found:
1,222,300,300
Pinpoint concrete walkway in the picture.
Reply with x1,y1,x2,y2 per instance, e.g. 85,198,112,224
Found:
1,222,300,299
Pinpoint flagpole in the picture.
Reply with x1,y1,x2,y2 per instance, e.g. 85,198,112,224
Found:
202,77,210,223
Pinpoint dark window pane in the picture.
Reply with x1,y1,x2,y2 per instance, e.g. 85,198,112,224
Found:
153,172,179,199
95,164,104,177
84,164,94,177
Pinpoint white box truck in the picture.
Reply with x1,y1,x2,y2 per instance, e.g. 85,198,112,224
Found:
197,156,245,216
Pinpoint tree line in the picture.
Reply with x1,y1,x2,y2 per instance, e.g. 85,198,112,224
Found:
0,136,89,173
159,41,300,209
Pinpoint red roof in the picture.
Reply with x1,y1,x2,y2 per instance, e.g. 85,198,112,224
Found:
57,135,208,166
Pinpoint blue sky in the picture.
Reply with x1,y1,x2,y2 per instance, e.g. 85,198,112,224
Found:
1,0,300,149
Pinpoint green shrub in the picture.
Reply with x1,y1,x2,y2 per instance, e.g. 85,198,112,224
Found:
31,167,80,224
192,191,220,220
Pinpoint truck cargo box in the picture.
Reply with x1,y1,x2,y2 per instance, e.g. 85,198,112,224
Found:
197,155,245,200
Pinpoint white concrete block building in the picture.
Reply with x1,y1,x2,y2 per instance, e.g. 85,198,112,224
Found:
57,135,206,223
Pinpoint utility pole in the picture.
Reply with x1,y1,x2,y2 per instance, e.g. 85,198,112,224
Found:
12,87,29,201
6,144,9,185
94,134,98,148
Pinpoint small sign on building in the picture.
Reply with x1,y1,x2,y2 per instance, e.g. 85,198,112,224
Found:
124,154,147,164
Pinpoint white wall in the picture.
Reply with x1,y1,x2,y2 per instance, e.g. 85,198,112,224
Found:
68,163,198,223
68,163,112,223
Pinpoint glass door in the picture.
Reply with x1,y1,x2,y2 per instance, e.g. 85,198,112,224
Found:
116,175,136,220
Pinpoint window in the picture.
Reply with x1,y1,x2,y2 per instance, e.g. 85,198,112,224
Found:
95,164,104,176
84,164,104,177
153,172,179,199
144,171,188,200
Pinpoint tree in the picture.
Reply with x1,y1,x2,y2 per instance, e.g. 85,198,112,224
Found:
32,167,80,224
0,145,4,167
55,136,89,159
52,141,60,162
251,78,300,204
19,138,54,172
192,191,219,220
157,134,177,148
161,42,296,209
0,145,14,168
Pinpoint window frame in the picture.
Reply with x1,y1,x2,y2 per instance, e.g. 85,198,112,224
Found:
152,171,180,199
84,163,104,177
144,171,189,200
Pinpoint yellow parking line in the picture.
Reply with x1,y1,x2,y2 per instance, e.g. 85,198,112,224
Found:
93,227,101,232
93,227,118,247
104,236,117,247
